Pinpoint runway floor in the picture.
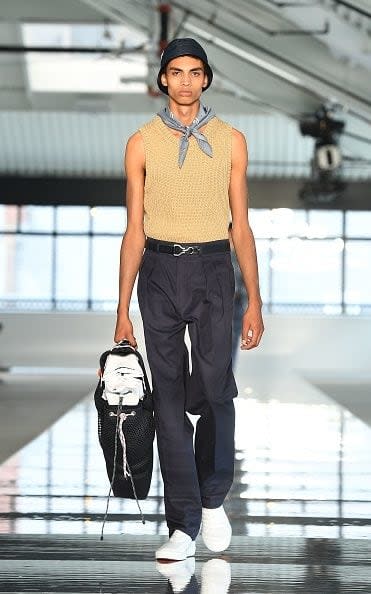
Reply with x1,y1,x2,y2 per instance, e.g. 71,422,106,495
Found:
0,355,371,593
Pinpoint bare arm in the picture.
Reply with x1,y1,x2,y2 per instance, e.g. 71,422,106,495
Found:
114,132,146,346
229,128,264,350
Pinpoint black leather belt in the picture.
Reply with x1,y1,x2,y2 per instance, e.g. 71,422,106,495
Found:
146,237,230,256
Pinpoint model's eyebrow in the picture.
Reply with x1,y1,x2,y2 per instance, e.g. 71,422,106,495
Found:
168,67,204,72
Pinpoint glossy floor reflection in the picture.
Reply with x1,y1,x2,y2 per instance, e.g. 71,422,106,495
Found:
1,533,371,592
1,394,371,539
0,357,371,592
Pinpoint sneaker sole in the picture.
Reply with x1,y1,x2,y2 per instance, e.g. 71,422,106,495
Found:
155,541,196,561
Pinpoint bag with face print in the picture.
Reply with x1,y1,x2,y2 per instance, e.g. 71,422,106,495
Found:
94,340,155,506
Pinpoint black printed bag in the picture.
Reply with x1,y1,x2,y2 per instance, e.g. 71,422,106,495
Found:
94,340,155,503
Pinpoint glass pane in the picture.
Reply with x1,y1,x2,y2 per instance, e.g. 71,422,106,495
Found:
0,237,13,297
91,206,126,233
256,239,270,304
23,23,147,94
345,241,371,304
249,208,308,239
0,235,52,299
271,238,343,305
0,205,18,231
346,211,371,238
91,237,121,302
249,209,272,239
20,206,54,232
56,206,90,233
56,237,89,300
270,209,308,238
308,210,343,238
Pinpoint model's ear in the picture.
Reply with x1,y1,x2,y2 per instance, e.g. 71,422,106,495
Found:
202,73,208,88
160,72,168,89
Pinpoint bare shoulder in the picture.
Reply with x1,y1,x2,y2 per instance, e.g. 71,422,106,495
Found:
232,127,248,148
126,130,144,152
125,131,145,170
231,128,248,167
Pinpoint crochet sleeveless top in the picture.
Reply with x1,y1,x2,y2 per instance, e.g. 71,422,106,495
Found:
139,115,233,243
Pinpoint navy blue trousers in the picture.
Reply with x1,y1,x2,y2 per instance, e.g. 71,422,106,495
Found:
137,242,237,540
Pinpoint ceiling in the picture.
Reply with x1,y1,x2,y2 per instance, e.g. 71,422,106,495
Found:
0,0,370,179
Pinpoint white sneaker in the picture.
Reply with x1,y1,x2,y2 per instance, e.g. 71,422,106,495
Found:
156,557,196,593
201,506,232,552
155,530,196,561
201,559,231,594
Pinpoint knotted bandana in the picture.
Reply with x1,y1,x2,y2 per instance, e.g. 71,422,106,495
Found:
157,103,216,168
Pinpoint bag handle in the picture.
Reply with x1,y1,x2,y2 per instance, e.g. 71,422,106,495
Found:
111,340,152,397
113,339,135,350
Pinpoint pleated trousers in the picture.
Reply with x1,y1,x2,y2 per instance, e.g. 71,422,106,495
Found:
137,241,238,540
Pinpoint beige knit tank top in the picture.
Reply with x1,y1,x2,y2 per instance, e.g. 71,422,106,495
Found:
139,115,233,243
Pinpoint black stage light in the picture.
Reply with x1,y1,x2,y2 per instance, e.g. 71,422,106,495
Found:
299,107,344,144
299,105,346,205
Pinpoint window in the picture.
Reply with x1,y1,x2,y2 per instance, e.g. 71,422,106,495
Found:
307,210,343,238
22,23,147,94
91,236,122,309
0,205,371,315
256,240,270,305
55,236,89,302
20,206,54,232
0,205,18,231
345,242,371,305
56,206,90,233
346,211,371,238
91,207,126,234
271,238,343,306
0,235,53,303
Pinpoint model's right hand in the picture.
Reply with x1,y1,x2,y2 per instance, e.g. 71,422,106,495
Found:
114,315,137,348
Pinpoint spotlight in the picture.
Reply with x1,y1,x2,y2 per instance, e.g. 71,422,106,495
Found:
315,144,342,171
299,106,345,144
299,105,346,205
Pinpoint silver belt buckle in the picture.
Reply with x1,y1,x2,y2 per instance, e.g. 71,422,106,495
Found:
173,243,200,256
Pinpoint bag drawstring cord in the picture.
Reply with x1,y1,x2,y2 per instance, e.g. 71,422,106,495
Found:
100,398,145,541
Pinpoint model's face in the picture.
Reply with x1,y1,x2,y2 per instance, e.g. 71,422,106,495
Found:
161,56,208,104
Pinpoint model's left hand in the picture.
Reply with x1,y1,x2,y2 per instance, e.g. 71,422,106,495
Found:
241,304,264,350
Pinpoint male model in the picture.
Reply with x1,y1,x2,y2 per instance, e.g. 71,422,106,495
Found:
114,38,264,561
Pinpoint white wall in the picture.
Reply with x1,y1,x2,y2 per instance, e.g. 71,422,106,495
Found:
1,311,370,425
0,311,140,368
248,314,371,375
1,311,370,377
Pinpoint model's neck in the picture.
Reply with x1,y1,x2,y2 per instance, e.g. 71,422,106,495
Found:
168,100,201,126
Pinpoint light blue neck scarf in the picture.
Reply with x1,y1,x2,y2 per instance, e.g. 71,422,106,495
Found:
157,103,216,168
